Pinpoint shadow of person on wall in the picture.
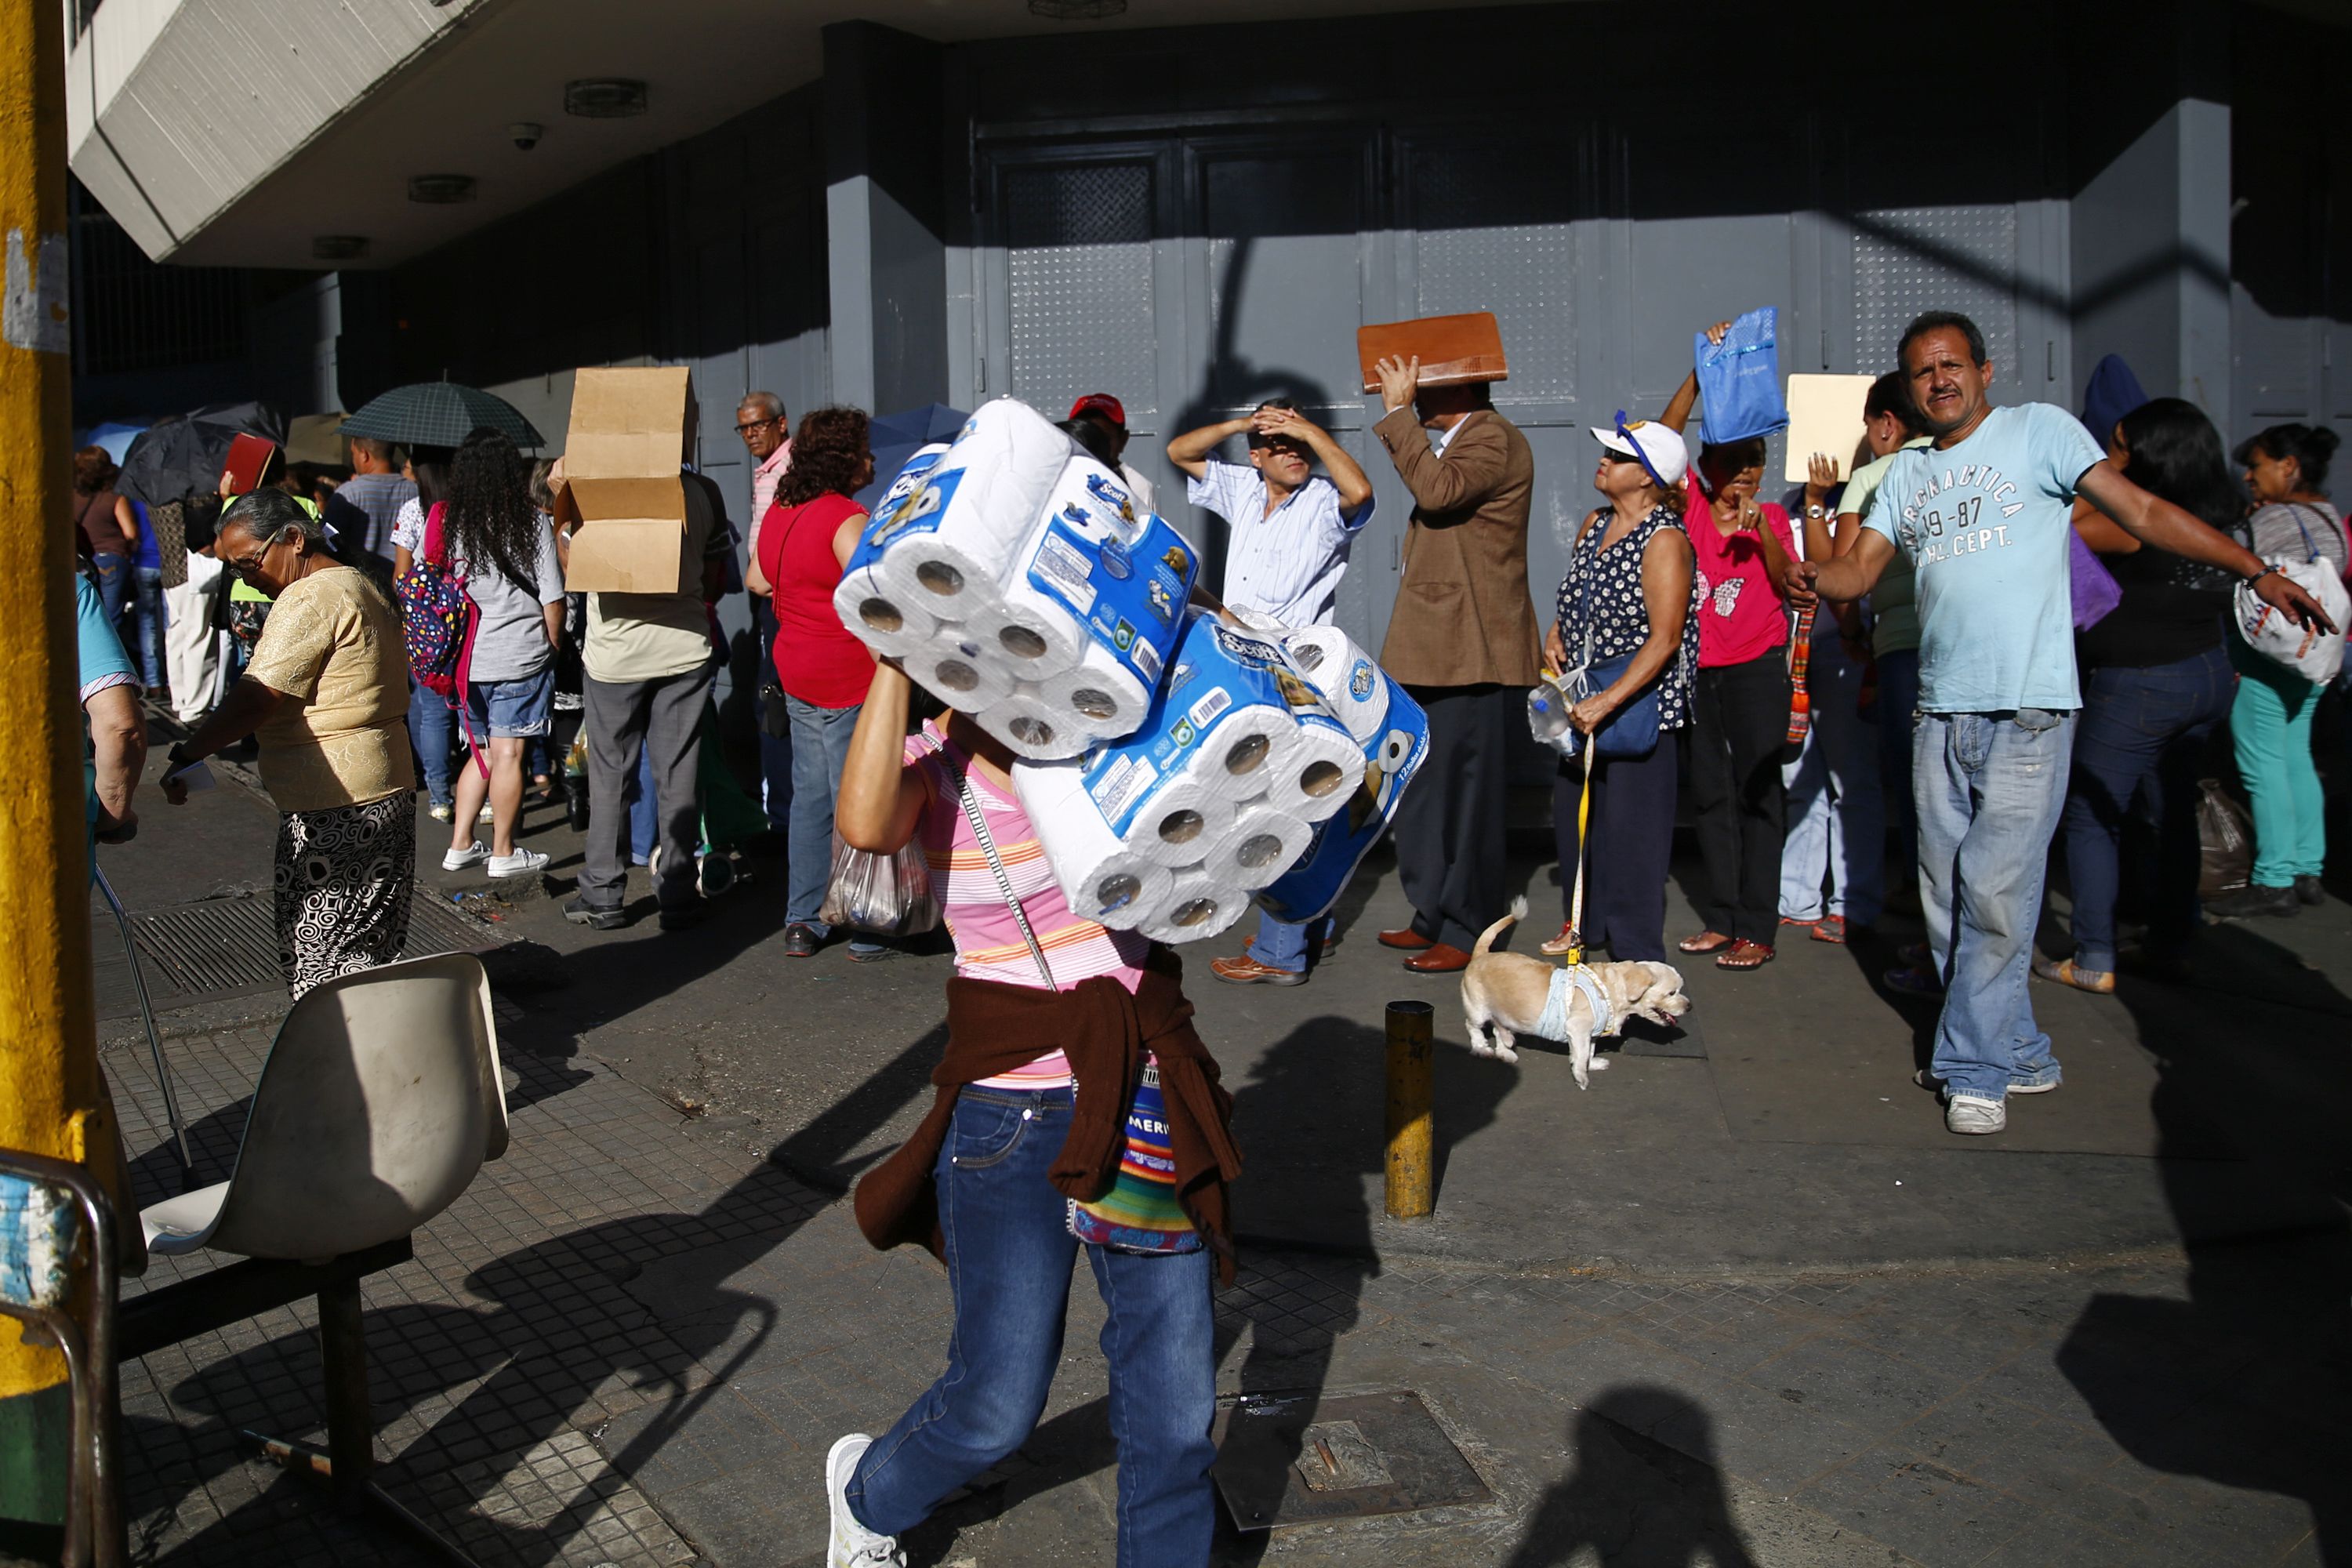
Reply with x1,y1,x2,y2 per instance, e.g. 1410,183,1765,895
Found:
1504,1388,1759,1567
2056,917,2352,1563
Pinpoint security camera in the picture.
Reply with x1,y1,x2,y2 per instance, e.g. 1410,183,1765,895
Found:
508,122,543,152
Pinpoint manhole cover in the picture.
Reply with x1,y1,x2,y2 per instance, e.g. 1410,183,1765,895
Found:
127,893,512,1000
1210,1389,1490,1530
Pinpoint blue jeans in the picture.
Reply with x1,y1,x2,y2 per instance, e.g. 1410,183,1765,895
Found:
849,1086,1216,1564
130,564,165,687
1916,709,2074,1102
1250,910,1328,974
2061,648,2234,971
1779,626,1885,924
408,672,457,805
89,552,131,627
786,694,879,950
1877,648,1922,883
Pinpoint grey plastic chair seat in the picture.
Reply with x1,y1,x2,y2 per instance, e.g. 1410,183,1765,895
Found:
136,953,510,1265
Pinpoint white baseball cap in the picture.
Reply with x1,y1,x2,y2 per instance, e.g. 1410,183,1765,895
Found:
1590,411,1690,490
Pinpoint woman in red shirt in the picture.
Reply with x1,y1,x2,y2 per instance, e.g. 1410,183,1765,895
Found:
1657,321,1801,970
749,407,884,960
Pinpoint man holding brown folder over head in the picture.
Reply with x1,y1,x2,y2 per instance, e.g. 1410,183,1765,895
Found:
1365,314,1543,972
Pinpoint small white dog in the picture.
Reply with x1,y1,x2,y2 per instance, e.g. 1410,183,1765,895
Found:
1460,898,1692,1087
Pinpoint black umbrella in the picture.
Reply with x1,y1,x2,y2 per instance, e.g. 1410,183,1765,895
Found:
339,382,543,449
114,401,285,506
855,403,969,511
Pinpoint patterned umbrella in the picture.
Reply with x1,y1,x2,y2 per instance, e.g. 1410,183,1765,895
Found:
339,382,543,449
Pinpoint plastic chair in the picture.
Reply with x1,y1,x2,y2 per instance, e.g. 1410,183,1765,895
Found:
138,952,508,1261
120,953,507,1566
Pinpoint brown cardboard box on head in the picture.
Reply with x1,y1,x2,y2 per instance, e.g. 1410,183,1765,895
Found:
1356,312,1508,393
557,365,693,594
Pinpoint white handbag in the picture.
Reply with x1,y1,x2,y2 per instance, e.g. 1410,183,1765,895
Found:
2233,505,2350,685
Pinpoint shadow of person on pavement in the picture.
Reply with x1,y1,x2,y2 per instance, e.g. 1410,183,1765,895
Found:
1504,1388,1759,1567
2056,918,2352,1563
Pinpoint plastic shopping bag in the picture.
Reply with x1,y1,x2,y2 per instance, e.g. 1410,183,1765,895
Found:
1694,307,1790,444
818,835,941,937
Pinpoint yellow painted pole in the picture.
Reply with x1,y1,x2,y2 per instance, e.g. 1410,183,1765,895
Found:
0,0,110,1533
1383,1000,1433,1221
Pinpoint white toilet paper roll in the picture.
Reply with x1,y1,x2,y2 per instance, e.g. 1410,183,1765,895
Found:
869,537,1012,621
1123,774,1238,870
911,644,1017,713
1196,701,1304,802
831,565,943,661
965,593,1086,679
1202,806,1316,891
979,692,1096,761
1040,649,1154,741
1012,759,1177,930
1264,714,1368,822
1280,626,1390,744
1138,869,1249,946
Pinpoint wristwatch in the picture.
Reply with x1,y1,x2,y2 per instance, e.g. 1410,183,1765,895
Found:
1805,503,1827,520
2245,564,2282,589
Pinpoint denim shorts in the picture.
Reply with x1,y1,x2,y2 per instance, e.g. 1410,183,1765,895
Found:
460,665,555,739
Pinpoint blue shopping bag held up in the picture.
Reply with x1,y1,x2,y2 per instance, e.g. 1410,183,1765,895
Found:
1695,308,1790,444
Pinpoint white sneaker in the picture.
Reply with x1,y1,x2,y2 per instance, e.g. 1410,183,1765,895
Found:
427,802,454,823
443,841,488,871
477,802,496,824
1945,1094,2007,1135
486,847,550,880
2007,1078,2060,1096
826,1435,902,1567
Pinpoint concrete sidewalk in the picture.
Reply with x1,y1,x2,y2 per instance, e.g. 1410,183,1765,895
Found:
90,720,2350,1566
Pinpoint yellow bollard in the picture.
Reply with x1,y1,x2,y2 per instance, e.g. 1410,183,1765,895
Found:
1384,1000,1434,1220
0,0,113,1530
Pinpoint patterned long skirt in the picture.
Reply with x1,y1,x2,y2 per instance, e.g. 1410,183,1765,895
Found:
274,791,416,997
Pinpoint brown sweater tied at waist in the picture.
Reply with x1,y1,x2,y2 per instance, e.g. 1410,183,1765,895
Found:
851,947,1243,1283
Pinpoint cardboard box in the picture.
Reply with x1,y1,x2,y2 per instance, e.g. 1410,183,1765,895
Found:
559,366,691,593
1356,313,1508,394
1782,373,1880,484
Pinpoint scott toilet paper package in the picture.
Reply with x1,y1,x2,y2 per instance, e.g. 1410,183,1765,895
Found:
1254,670,1432,927
832,399,1198,760
1013,610,1370,943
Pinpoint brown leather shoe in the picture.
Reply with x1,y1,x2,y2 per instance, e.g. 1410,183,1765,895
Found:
1377,926,1437,951
1402,942,1472,974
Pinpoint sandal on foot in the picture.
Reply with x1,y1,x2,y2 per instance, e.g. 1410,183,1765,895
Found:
1678,930,1733,955
1716,939,1774,971
1809,914,1848,945
2031,953,2114,995
1539,924,1583,957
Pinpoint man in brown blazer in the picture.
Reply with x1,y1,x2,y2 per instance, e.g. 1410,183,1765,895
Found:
1371,353,1544,972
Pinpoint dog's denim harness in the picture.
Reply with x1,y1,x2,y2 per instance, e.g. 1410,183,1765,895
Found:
1536,965,1614,1040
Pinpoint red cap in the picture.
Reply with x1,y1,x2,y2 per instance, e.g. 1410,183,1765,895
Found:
1068,393,1127,428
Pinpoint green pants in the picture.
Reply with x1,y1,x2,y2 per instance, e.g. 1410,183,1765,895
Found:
2228,638,2325,886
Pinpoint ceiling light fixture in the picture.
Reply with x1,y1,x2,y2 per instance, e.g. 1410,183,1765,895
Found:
407,174,478,205
1029,0,1127,16
564,78,649,118
311,235,370,261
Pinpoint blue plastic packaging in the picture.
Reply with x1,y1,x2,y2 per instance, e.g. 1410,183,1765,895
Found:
1694,307,1790,444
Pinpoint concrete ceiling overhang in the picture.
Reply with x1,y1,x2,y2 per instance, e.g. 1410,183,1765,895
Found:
67,0,1541,270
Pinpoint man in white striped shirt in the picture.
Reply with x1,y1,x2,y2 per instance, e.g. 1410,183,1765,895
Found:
1167,398,1375,985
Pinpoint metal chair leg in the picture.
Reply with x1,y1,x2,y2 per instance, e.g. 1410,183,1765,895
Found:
91,868,193,1187
234,1279,483,1568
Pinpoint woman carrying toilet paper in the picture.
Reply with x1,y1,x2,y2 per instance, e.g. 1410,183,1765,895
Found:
750,407,892,962
821,657,1240,1568
1166,397,1375,986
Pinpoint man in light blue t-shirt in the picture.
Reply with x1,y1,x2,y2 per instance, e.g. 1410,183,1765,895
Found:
1794,311,2332,1137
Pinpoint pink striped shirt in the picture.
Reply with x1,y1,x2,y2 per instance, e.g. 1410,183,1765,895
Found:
906,724,1148,1087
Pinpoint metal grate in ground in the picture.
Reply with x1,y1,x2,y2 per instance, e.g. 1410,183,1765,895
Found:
126,893,513,1000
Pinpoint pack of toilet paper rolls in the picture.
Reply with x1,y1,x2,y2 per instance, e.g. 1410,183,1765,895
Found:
1254,630,1432,927
833,399,1200,760
1012,610,1371,944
